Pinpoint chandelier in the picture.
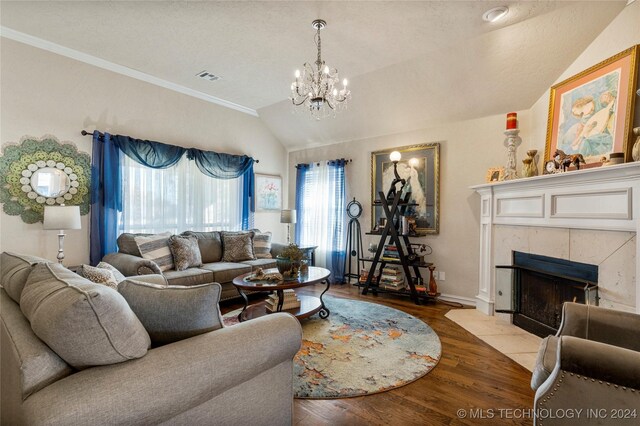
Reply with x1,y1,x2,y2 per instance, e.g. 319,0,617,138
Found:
290,19,351,119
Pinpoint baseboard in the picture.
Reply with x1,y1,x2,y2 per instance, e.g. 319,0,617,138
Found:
475,296,494,315
437,293,476,307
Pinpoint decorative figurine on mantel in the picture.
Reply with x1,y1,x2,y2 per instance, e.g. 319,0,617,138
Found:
522,149,539,177
503,112,522,181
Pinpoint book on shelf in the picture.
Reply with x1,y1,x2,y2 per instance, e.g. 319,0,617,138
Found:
266,301,301,312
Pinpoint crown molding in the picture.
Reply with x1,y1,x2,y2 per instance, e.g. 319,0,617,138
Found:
0,26,259,117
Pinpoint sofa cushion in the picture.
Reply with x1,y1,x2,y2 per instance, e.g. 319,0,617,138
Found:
531,335,558,390
253,232,273,259
200,262,252,283
118,279,223,346
241,259,277,271
1,289,74,401
181,231,222,263
168,235,203,271
0,252,49,303
20,263,150,369
221,232,255,262
163,268,214,286
79,264,119,290
135,232,174,272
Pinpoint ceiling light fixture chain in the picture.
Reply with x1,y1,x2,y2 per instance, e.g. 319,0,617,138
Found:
290,19,350,120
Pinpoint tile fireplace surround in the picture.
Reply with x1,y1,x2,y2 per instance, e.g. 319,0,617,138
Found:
471,162,640,316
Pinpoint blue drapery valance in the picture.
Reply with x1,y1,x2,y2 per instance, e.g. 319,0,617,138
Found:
113,135,186,169
186,149,254,179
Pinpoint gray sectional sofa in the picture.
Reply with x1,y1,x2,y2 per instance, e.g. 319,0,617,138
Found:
103,230,286,301
0,252,302,425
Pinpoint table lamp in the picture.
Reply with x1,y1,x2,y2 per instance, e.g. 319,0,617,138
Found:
43,205,81,264
280,209,297,244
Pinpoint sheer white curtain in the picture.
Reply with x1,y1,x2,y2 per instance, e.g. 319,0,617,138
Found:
120,154,243,234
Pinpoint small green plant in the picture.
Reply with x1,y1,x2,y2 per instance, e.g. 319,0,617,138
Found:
280,243,304,262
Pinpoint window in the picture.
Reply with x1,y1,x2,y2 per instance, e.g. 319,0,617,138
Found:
295,161,346,282
120,154,244,234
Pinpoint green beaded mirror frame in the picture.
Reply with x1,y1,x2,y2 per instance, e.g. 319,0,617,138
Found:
0,135,91,224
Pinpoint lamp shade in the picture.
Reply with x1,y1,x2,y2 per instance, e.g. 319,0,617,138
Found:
280,209,297,224
43,206,81,230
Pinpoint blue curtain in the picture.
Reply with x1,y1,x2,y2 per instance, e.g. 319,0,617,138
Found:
294,164,309,245
112,135,185,169
90,132,122,265
240,168,254,230
326,160,347,283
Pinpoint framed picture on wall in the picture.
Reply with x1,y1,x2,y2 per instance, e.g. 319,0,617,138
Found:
255,174,282,211
371,143,440,235
544,45,639,165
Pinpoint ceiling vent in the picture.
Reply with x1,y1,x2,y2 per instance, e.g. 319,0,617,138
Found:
196,70,221,81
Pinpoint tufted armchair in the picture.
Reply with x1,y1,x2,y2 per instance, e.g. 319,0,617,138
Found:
531,302,640,425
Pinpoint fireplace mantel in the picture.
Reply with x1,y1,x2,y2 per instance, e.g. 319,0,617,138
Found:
470,162,640,315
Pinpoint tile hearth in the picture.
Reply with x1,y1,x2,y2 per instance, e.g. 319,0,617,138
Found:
445,308,541,372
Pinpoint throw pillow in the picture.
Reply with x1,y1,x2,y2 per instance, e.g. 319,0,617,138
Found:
221,232,255,262
167,235,203,271
118,279,223,346
80,264,119,290
181,231,223,263
134,232,174,271
253,231,273,259
20,263,150,369
97,261,127,283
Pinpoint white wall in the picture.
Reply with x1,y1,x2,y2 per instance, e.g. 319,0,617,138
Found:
0,39,287,266
287,2,640,303
529,1,640,152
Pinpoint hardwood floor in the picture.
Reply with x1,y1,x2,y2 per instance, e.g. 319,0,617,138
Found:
220,283,535,426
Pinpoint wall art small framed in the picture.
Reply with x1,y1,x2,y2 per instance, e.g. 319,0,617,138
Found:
544,45,640,166
371,143,440,235
255,173,282,211
485,167,505,183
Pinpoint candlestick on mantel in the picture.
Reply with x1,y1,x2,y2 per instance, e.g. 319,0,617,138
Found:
506,112,518,130
503,129,522,181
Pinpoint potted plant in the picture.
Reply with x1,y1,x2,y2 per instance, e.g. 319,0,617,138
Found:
276,244,305,280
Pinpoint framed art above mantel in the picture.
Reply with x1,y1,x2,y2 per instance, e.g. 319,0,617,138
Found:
544,44,639,166
371,143,440,235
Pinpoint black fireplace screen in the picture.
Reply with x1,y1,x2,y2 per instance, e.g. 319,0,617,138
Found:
495,252,598,337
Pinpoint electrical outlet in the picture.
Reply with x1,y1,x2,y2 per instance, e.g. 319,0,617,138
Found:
439,271,445,281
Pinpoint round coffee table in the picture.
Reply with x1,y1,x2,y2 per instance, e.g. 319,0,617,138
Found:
232,266,331,322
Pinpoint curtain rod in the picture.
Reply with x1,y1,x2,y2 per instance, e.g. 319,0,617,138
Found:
81,130,259,163
295,158,352,169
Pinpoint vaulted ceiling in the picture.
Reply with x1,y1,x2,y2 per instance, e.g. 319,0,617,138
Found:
0,1,627,149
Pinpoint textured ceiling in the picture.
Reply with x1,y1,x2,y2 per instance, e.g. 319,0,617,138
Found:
0,1,627,149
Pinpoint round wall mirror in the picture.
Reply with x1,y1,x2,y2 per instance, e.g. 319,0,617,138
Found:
29,167,71,198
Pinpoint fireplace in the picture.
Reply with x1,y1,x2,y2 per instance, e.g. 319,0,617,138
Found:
495,252,599,337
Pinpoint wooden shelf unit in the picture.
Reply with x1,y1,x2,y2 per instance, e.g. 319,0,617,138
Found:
361,190,436,305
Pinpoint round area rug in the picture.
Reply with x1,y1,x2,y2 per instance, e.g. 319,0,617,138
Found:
223,295,441,399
